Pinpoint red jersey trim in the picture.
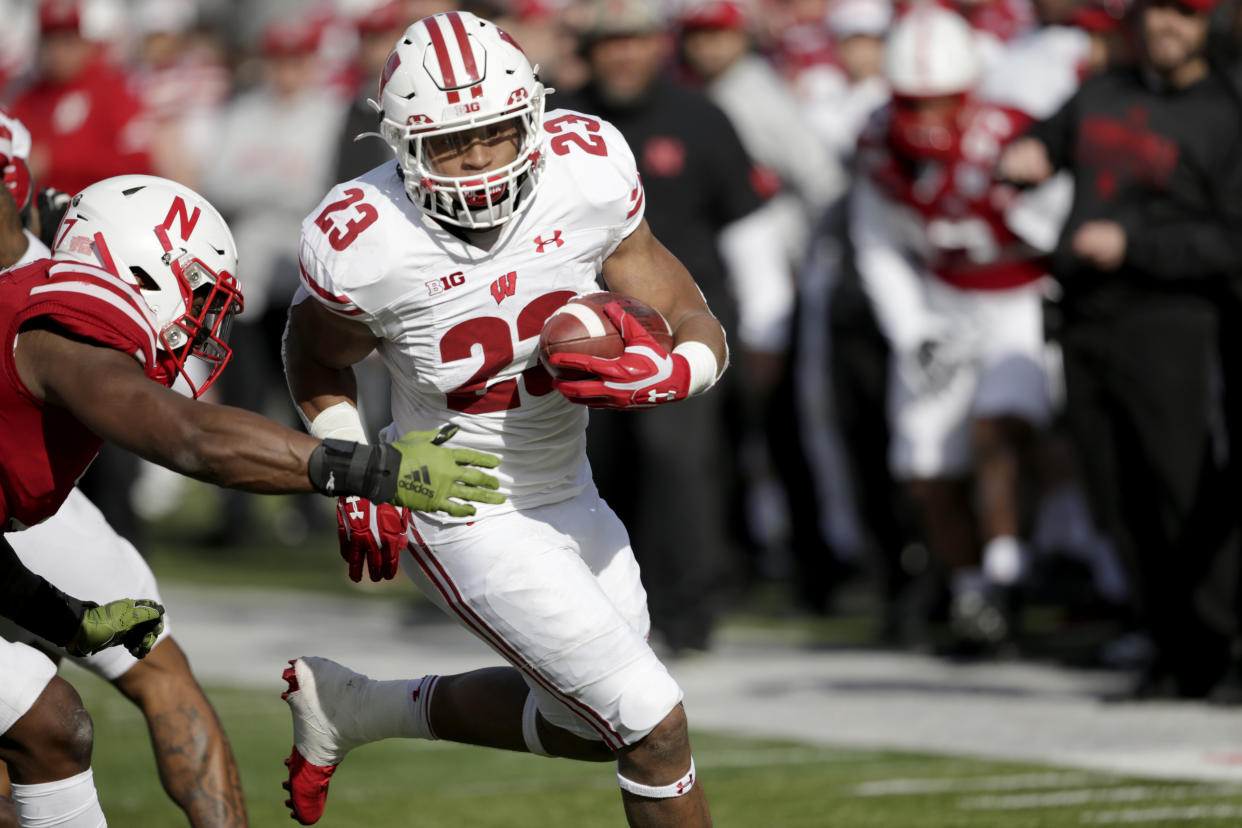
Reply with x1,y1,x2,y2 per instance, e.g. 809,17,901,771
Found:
298,259,364,316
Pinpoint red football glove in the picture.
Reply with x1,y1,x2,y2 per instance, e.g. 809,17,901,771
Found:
336,496,409,582
549,302,691,409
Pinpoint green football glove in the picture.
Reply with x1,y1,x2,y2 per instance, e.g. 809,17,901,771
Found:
390,425,506,517
67,598,166,659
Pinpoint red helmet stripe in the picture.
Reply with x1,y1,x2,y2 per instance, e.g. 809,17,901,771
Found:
445,12,480,83
424,15,458,89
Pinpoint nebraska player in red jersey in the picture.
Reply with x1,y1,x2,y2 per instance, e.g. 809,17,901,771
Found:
1,172,507,641
850,4,1052,652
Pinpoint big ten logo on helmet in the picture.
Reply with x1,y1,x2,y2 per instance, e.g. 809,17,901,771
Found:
449,102,481,118
426,271,465,295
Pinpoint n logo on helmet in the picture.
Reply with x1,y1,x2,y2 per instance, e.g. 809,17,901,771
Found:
154,197,201,254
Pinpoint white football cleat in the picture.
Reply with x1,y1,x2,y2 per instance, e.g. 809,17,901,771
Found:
281,656,372,825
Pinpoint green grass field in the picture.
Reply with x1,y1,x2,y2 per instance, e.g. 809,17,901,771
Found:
56,489,1241,826
67,666,1242,828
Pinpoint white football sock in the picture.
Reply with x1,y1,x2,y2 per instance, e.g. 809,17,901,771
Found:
10,768,106,827
350,674,440,745
982,535,1028,586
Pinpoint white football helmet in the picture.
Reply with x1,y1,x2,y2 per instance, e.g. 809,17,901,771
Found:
885,4,980,98
368,11,547,230
884,4,980,160
52,174,243,398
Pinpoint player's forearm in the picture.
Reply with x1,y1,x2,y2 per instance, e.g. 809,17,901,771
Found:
159,401,322,493
282,303,365,427
669,311,729,377
0,536,85,648
284,348,361,429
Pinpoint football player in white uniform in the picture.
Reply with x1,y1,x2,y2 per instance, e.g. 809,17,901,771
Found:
280,11,725,827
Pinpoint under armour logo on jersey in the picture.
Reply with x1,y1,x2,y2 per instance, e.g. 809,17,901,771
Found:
534,231,563,252
345,495,365,520
490,271,517,304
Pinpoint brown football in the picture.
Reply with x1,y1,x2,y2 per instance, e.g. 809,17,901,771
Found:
538,291,674,381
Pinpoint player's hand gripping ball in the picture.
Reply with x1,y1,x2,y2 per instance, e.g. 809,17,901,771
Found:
541,294,691,409
539,292,674,382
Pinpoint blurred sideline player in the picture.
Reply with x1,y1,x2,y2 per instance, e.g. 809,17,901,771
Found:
281,11,725,827
850,5,1053,651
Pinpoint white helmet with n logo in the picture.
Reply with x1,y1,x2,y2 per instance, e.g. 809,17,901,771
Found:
369,11,547,230
52,174,243,397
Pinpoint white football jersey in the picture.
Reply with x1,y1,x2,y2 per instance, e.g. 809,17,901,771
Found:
297,109,645,521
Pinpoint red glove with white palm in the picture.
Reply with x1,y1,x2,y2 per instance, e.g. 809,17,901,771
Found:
549,302,692,409
336,496,409,582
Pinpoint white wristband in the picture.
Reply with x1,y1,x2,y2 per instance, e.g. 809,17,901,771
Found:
309,402,368,443
673,342,720,397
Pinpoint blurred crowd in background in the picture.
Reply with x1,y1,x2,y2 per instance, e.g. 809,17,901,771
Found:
6,0,1242,701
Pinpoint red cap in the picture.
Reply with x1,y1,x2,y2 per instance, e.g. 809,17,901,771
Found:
355,1,404,36
259,17,320,57
679,0,750,32
1173,0,1220,13
39,0,82,34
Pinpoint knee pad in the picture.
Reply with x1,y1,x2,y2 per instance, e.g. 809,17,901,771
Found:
617,758,697,798
617,669,683,742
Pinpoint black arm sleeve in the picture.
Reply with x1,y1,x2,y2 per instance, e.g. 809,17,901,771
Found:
0,535,86,648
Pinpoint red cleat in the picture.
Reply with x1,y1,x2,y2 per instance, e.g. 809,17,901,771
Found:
280,657,370,824
283,746,338,825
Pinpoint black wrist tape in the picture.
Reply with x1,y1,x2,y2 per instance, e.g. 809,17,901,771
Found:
308,439,401,503
0,538,86,647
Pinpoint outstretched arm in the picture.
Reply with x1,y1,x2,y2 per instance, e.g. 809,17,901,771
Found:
18,326,322,493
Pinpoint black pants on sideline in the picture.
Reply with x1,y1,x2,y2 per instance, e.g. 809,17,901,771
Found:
1060,303,1229,691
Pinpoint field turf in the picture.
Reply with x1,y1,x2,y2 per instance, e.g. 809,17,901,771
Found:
68,666,1242,828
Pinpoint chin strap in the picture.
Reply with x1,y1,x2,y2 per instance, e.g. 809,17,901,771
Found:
617,758,696,799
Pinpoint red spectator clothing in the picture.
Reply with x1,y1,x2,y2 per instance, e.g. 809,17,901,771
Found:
0,258,174,531
856,100,1045,291
11,56,152,195
957,0,1035,43
898,0,1035,42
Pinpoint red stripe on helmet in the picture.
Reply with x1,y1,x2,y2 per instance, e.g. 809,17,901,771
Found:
446,12,480,83
424,15,457,88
